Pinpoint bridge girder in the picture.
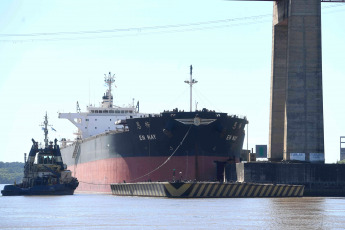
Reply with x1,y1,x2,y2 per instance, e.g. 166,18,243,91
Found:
230,0,345,2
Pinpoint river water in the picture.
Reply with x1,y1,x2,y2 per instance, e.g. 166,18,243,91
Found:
1,185,344,229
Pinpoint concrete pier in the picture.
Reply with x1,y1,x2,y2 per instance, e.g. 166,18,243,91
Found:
269,0,324,161
230,163,345,196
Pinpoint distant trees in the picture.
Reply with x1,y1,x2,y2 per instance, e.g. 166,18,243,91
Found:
338,159,345,164
0,162,24,184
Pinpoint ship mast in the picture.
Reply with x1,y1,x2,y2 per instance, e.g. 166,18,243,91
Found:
104,72,115,108
184,65,198,112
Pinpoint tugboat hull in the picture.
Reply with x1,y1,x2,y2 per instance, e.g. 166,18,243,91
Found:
1,183,77,196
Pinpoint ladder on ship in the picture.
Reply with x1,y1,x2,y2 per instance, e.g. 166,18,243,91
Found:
72,140,81,158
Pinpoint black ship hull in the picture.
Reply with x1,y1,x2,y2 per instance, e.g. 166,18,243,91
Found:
61,110,248,193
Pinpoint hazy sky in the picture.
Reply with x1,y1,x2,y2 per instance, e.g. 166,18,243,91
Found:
0,0,344,163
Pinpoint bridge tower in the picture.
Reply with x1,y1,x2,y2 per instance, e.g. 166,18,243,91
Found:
269,0,325,162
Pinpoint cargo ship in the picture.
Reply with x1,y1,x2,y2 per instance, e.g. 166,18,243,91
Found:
59,67,248,193
1,114,79,196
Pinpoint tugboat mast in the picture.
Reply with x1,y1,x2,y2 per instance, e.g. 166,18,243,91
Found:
43,112,49,148
184,65,198,112
104,72,115,108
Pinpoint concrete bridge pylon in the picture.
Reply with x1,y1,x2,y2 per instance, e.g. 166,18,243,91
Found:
269,0,324,162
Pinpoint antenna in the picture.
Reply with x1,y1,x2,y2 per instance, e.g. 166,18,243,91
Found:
184,65,198,112
89,78,91,105
76,101,81,113
104,72,116,108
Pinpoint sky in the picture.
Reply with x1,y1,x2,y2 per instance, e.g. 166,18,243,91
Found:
0,0,344,163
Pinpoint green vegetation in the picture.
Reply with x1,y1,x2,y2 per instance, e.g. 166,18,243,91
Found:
338,159,345,164
0,162,24,184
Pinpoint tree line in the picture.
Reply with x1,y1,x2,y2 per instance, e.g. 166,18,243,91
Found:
0,162,24,184
0,159,344,185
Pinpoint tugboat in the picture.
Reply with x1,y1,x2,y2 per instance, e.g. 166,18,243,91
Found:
1,113,79,196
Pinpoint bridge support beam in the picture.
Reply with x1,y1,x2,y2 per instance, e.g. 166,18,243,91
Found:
269,0,324,162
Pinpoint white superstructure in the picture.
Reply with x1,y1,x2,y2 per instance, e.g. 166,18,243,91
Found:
59,72,145,139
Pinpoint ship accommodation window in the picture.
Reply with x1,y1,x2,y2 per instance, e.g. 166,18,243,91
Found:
125,110,129,113
110,119,112,121
115,110,120,113
95,127,97,129
121,110,124,114
103,110,108,113
95,110,98,113
85,127,87,129
99,110,102,113
86,119,89,121
129,110,133,113
110,110,114,113
91,110,94,113
95,119,97,121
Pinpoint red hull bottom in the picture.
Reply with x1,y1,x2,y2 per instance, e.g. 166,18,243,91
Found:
69,156,237,193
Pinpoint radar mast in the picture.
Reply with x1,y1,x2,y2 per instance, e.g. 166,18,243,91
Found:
41,112,49,148
104,72,115,108
184,65,198,112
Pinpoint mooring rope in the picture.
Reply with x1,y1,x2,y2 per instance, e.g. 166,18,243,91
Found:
78,181,110,186
128,124,192,182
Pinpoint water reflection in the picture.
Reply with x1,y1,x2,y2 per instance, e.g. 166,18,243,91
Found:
1,186,344,230
267,198,345,229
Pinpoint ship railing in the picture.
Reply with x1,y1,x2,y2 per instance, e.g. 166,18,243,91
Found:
136,114,160,118
227,114,247,120
62,129,126,145
109,127,129,133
